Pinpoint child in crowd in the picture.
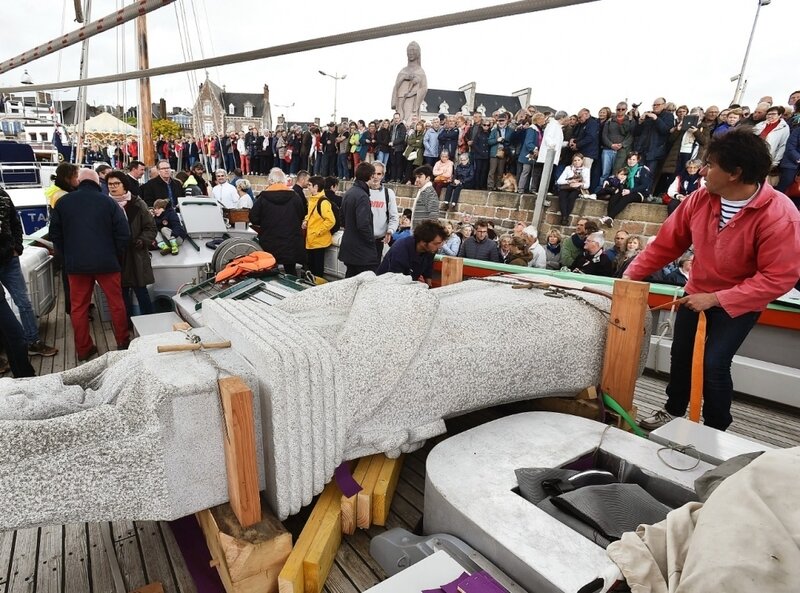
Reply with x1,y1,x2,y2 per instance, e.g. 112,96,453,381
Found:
592,168,628,201
152,198,188,255
391,208,414,244
664,160,704,216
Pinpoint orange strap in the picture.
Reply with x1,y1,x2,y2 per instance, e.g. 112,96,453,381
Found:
688,311,707,422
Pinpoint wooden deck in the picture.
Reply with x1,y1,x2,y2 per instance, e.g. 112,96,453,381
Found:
2,280,799,593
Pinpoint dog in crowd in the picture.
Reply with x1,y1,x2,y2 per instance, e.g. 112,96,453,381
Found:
498,172,518,192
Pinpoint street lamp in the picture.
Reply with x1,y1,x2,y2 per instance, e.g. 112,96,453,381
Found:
731,0,771,106
318,70,346,123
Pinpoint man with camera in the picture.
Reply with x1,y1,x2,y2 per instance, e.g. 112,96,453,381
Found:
631,97,673,194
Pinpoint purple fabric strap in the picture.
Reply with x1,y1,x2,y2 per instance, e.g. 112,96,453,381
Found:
168,516,225,593
334,461,363,497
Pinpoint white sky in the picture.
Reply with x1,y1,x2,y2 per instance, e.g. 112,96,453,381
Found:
1,0,795,122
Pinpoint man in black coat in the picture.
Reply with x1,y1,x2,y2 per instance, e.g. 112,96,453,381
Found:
49,169,131,361
389,113,407,182
125,159,146,197
140,160,185,207
571,231,613,277
338,162,378,277
321,123,338,177
249,167,307,276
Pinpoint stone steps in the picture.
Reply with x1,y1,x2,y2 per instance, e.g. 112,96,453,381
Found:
246,176,669,240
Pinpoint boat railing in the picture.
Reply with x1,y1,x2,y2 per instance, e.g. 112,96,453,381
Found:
0,161,44,188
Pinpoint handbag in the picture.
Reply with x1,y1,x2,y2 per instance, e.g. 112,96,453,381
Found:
496,145,505,159
284,147,293,163
407,150,418,161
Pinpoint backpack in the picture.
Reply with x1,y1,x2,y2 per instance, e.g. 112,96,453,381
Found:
315,195,341,234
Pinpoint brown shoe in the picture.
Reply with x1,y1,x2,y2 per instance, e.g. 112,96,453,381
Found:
28,340,58,357
77,345,98,362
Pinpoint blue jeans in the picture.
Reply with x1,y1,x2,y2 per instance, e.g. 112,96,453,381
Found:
665,305,760,431
0,293,34,377
337,153,349,179
122,286,154,319
599,149,616,184
0,255,39,344
376,151,390,165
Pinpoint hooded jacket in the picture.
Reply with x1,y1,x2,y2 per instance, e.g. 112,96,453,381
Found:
304,190,336,250
249,185,306,263
338,180,377,267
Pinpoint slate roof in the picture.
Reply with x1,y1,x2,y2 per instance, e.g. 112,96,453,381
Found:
206,80,267,118
474,92,523,115
423,89,467,114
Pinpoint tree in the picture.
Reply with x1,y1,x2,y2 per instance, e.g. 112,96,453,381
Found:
152,118,182,139
125,116,137,127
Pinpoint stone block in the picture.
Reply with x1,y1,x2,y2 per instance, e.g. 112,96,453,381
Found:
473,206,496,218
519,194,540,211
458,190,488,206
495,207,513,219
510,210,531,223
487,192,521,209
643,222,663,237
620,221,645,235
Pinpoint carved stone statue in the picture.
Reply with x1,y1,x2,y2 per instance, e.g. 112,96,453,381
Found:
391,42,428,124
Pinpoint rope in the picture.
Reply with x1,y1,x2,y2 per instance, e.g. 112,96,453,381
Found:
601,392,646,438
656,443,701,471
689,311,707,422
0,0,597,94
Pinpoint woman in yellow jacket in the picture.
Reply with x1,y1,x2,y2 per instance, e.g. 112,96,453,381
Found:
302,175,337,278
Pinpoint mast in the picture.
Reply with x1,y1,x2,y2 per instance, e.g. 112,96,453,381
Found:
136,12,154,167
74,0,92,165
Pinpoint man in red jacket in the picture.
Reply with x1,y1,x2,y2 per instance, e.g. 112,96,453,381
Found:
626,131,800,431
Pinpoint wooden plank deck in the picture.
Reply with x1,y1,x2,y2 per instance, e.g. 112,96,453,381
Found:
2,278,799,593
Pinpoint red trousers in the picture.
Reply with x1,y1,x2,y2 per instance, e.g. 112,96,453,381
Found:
68,272,129,357
240,154,250,175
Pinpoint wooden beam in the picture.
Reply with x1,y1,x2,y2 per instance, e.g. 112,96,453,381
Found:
356,456,384,529
440,256,464,286
136,13,154,167
372,455,404,526
278,481,341,593
339,457,373,536
302,502,341,593
218,377,261,528
600,279,650,413
197,499,291,593
172,321,192,331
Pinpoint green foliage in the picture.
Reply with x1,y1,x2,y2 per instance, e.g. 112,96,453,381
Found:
125,116,138,126
153,118,182,139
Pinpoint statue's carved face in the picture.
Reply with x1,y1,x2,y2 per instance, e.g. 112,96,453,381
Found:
407,43,420,61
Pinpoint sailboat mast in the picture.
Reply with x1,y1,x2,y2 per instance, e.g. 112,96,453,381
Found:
136,13,154,167
74,0,92,165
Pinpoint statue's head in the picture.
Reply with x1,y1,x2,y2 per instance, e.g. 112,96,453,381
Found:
407,42,421,62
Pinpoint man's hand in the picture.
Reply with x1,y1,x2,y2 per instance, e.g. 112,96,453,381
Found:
622,189,631,196
383,231,392,244
678,293,719,312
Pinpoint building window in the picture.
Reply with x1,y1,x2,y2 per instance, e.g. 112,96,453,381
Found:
228,103,235,115
29,132,38,141
203,101,211,116
244,103,253,118
41,132,48,141
203,121,213,135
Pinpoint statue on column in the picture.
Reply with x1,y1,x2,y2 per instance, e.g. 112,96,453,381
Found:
391,42,428,124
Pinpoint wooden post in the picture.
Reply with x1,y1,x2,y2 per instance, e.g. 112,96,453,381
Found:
440,256,463,286
218,377,261,528
600,279,650,413
136,13,154,167
372,455,404,526
356,456,383,529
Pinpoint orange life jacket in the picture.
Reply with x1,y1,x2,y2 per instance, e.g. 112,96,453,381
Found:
214,251,277,283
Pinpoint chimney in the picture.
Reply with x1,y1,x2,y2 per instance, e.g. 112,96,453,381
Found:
159,98,167,119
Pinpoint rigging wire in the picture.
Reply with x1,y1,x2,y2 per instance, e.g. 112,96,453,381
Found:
55,0,68,125
199,0,222,82
178,0,199,98
173,0,194,108
1,0,595,94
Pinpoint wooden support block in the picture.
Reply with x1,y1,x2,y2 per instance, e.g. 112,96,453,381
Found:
302,502,341,593
340,456,374,536
576,386,598,400
130,584,165,593
356,456,384,529
372,455,404,526
218,377,261,528
528,397,602,421
600,279,650,413
172,321,192,331
197,500,291,593
278,481,342,593
440,256,464,286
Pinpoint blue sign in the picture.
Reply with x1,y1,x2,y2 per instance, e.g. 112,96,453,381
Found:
17,206,48,234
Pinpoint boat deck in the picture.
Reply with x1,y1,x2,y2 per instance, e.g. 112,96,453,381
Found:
3,284,799,593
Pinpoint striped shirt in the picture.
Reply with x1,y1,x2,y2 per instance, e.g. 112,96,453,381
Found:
719,184,760,230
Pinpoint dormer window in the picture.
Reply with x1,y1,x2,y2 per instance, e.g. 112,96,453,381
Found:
228,103,235,115
244,102,253,118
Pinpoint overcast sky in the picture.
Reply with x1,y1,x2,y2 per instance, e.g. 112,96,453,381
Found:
1,0,795,123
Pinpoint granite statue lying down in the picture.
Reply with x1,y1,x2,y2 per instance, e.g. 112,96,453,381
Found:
0,273,649,528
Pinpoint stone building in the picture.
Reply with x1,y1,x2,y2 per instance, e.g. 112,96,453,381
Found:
192,74,272,137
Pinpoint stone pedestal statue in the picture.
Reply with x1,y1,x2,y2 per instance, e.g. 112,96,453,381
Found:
391,42,428,124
